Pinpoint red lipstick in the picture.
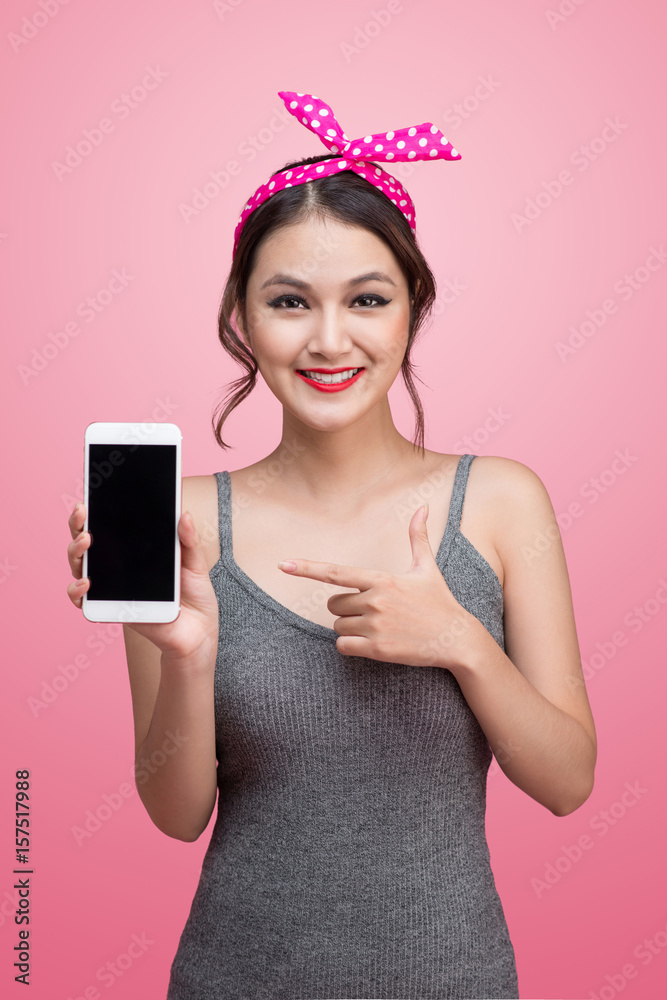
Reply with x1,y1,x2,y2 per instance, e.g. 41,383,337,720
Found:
295,367,365,393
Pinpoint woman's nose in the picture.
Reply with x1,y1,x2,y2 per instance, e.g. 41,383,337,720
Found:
306,306,354,358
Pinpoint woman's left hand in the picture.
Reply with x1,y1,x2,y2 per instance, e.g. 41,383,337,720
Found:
278,504,488,670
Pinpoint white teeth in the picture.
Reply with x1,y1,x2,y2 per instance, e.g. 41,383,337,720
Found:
301,368,361,384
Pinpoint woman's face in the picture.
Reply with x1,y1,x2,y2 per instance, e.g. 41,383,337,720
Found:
239,214,412,433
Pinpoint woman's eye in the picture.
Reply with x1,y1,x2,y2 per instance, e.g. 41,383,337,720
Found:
267,295,306,309
354,294,390,308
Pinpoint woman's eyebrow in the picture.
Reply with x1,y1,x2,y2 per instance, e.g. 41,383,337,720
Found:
260,271,397,291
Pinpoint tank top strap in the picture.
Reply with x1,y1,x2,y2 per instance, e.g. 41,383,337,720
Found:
438,454,477,565
215,470,233,555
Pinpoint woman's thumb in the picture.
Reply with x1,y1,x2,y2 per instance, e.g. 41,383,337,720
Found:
179,511,205,568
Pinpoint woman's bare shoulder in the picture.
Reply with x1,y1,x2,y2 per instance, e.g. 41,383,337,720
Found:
466,454,554,506
465,455,559,558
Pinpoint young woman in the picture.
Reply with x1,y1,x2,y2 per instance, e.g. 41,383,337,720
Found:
66,91,596,999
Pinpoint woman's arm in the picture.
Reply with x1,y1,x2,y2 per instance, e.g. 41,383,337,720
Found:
446,456,597,816
121,475,221,841
67,476,220,842
124,629,218,841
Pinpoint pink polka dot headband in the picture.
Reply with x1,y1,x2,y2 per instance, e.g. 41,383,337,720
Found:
232,90,461,257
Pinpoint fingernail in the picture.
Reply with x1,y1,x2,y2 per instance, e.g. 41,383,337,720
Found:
422,503,429,519
278,561,296,572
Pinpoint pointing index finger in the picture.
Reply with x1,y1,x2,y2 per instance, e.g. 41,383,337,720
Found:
277,558,378,591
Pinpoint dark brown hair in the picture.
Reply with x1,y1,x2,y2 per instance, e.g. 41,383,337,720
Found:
211,152,438,453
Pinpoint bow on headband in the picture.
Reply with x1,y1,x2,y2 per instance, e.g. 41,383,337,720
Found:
232,90,461,257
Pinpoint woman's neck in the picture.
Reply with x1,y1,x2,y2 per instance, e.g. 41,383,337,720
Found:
259,408,427,508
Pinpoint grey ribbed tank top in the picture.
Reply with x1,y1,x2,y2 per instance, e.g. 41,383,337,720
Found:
166,453,518,999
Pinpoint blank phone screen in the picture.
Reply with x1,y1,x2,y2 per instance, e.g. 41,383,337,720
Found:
86,444,177,602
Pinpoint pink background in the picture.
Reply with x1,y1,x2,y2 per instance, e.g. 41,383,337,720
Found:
1,1,665,997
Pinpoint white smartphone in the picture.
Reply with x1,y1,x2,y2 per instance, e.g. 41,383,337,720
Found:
81,421,182,623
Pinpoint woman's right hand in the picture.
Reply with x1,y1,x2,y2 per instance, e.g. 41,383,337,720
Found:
66,504,220,664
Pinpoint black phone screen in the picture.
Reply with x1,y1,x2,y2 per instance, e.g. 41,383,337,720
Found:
86,444,177,602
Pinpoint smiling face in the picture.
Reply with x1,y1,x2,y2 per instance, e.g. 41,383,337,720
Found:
238,214,412,433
